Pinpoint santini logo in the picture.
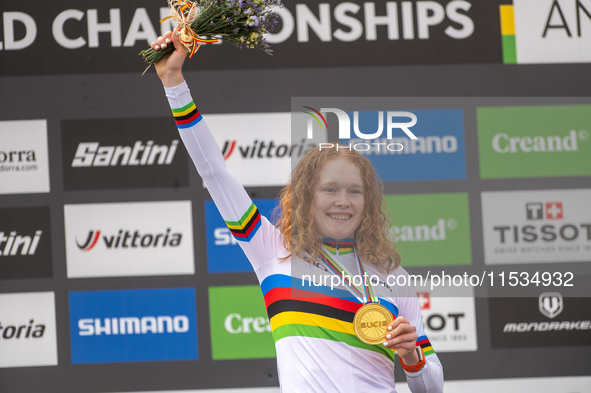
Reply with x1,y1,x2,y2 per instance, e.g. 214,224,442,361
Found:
71,140,179,167
221,139,315,160
0,319,46,340
78,315,189,336
0,231,42,256
76,228,181,251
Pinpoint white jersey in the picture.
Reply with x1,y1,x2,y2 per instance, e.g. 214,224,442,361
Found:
166,81,444,393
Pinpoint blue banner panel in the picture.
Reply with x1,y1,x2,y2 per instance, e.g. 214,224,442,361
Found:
205,199,279,273
69,288,198,364
343,109,466,182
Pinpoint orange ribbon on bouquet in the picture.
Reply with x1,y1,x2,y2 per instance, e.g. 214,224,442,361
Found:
161,0,220,58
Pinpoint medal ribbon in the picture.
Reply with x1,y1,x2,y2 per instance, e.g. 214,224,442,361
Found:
320,248,378,304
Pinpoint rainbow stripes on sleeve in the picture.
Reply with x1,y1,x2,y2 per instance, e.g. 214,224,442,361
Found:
172,101,202,129
417,335,435,356
225,203,261,242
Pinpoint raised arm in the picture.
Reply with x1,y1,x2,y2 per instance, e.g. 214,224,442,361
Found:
152,30,282,268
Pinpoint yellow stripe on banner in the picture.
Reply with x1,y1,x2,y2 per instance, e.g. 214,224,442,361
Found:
270,311,354,336
174,104,197,117
226,207,257,230
500,5,515,36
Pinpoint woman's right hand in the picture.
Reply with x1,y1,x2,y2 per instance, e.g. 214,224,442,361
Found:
151,28,187,88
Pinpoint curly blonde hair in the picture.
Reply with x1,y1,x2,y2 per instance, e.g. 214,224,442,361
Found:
273,144,401,273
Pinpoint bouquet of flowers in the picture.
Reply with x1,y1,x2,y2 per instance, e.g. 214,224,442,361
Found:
140,0,282,67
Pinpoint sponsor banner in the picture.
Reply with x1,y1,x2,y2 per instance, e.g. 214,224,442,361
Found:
482,189,591,264
500,0,591,65
69,288,198,364
209,286,275,360
204,112,324,187
64,201,195,278
0,120,50,195
205,199,279,273
415,282,478,352
0,207,52,279
108,376,591,393
0,1,502,76
489,292,591,348
477,105,591,179
384,193,472,267
342,109,467,182
0,292,58,368
61,118,188,191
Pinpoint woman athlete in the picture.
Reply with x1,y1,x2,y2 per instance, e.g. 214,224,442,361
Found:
151,28,444,392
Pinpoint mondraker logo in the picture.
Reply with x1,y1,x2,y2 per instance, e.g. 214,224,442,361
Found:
75,228,181,252
71,140,179,167
221,139,315,160
539,292,563,319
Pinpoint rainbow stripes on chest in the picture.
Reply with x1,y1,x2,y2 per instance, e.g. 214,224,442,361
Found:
261,274,399,361
172,101,202,129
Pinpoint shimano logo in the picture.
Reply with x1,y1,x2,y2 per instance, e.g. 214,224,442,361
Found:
71,140,179,167
78,315,190,336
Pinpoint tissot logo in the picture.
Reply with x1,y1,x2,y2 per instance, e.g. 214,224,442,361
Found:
64,201,194,278
75,228,181,252
0,207,52,279
61,118,188,190
526,202,563,220
482,189,591,264
414,283,477,352
0,292,58,368
539,292,563,319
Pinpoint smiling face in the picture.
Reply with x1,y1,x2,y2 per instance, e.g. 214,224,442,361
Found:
312,157,365,239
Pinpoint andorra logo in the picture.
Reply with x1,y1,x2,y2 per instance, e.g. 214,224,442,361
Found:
539,292,563,319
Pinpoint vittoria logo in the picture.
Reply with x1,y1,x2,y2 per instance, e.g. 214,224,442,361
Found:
0,319,46,340
0,292,58,368
220,139,315,160
71,140,179,167
64,201,194,278
539,292,563,319
75,228,182,252
61,118,188,191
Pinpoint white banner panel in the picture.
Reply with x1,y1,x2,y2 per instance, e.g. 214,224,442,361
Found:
514,0,591,64
0,292,58,368
64,201,195,278
0,120,50,195
203,112,326,187
482,189,591,264
414,282,478,352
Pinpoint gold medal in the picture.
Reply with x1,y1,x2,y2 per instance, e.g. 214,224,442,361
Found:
353,303,393,345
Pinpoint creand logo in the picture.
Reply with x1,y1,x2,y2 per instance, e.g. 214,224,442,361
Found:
302,107,418,152
492,130,587,153
75,228,181,252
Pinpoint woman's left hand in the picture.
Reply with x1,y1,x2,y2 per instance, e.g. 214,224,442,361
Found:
382,316,420,366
